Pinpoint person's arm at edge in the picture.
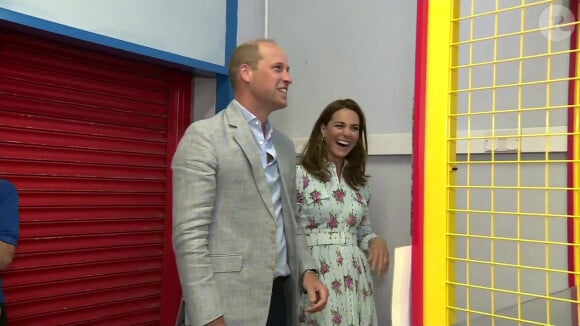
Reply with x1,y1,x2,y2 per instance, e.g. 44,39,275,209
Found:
0,242,15,271
172,126,224,325
294,166,328,312
357,188,389,276
0,180,19,270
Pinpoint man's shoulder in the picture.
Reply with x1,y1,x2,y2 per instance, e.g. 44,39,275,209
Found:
272,127,292,142
183,109,229,134
272,128,296,153
0,179,18,210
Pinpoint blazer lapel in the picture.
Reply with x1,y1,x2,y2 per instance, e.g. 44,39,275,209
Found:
224,106,276,219
272,133,290,191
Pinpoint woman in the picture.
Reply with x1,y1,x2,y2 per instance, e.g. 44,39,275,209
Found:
296,98,389,325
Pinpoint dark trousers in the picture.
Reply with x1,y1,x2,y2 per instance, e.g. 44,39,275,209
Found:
0,303,8,326
266,276,288,326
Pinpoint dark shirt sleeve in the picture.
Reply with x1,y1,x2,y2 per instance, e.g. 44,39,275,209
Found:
0,180,19,246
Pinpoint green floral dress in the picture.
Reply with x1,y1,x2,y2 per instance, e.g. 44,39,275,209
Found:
296,164,378,326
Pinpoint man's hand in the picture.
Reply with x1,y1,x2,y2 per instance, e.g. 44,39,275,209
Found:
302,270,328,313
206,316,226,326
368,236,389,277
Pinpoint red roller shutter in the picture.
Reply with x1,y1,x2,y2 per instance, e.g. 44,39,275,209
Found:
0,28,190,325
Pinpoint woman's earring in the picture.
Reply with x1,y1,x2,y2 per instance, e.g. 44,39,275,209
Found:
322,136,326,144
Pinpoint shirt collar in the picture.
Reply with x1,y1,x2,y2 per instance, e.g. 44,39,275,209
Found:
234,99,273,139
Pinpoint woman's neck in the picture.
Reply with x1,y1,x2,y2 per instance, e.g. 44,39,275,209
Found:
330,160,344,179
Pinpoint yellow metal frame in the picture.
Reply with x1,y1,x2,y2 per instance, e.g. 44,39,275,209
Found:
423,0,457,324
424,0,580,324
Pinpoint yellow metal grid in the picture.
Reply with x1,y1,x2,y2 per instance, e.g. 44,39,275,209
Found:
424,0,580,325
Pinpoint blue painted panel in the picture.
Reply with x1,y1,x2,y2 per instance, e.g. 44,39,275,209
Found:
0,7,229,75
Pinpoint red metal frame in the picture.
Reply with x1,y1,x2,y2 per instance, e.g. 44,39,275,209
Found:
160,72,192,326
411,1,429,325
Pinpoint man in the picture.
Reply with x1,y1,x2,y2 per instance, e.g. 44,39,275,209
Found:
172,39,328,326
0,179,19,326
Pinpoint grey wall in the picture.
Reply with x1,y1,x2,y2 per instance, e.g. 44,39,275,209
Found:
268,0,417,137
192,0,266,121
237,0,265,43
367,156,413,326
267,0,573,325
267,1,418,325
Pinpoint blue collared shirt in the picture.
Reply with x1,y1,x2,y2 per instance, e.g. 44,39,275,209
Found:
234,100,290,278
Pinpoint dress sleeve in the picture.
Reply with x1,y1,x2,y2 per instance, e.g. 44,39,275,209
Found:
296,166,306,218
357,186,378,251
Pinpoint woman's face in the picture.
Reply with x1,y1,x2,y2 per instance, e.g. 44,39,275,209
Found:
321,108,360,164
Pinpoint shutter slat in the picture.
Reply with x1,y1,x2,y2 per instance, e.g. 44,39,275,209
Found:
7,271,162,301
1,33,170,84
10,285,161,316
16,233,164,253
1,160,166,179
20,219,165,237
19,192,166,206
20,207,165,221
11,298,160,325
4,259,163,285
48,306,161,326
10,245,163,269
2,144,166,167
0,61,169,103
1,95,168,129
1,79,168,116
10,302,159,326
3,111,167,142
9,176,166,192
1,127,166,154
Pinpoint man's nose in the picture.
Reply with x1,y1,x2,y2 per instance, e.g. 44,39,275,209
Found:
284,71,292,84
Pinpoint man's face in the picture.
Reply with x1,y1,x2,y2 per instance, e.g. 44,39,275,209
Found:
249,43,293,111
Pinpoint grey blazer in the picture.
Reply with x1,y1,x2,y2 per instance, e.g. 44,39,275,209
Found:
172,101,316,325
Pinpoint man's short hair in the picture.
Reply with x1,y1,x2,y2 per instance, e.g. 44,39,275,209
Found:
228,39,277,89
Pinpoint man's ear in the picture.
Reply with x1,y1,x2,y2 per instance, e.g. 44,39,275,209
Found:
240,64,252,83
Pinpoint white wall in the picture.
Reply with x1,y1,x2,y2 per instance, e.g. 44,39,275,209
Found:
0,0,227,65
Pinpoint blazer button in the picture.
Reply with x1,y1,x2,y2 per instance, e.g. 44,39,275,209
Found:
269,228,276,236
269,264,275,271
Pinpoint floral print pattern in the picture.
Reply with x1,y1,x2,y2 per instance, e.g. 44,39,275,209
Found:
297,164,378,326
